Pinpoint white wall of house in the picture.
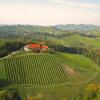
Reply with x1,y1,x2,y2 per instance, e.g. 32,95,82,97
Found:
24,47,29,51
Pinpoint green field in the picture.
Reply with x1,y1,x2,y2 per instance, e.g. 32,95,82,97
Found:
0,53,100,99
0,53,99,86
0,25,100,100
63,35,100,47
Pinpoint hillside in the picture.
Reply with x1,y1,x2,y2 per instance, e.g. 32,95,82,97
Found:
62,35,100,47
0,25,70,36
0,25,100,38
0,52,100,99
0,53,100,85
0,25,100,100
54,24,100,32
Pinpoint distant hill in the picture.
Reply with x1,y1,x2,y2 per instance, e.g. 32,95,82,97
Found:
62,34,100,47
0,24,100,36
0,24,100,51
54,24,100,32
0,25,70,36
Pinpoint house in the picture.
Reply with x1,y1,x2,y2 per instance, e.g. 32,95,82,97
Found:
41,46,49,52
41,46,48,49
24,43,41,51
29,43,41,49
24,45,30,51
24,43,48,52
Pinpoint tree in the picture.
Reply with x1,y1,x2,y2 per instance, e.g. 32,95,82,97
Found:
85,84,99,100
6,89,21,100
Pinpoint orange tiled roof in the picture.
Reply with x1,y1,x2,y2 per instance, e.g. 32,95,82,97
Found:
28,44,41,48
42,46,48,49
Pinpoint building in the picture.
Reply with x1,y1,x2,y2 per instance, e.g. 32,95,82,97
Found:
24,43,48,52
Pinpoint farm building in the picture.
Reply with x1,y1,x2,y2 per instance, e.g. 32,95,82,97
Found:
24,43,48,52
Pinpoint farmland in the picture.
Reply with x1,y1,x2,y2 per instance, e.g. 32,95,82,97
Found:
0,53,99,86
3,54,67,86
0,53,100,99
62,35,100,47
0,25,100,100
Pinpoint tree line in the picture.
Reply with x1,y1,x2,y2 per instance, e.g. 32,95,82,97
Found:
0,40,25,58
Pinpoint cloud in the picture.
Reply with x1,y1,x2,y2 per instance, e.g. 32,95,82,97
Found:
81,4,100,8
50,0,100,8
0,1,100,25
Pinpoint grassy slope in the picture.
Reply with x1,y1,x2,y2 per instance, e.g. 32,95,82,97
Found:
0,52,100,100
57,53,100,84
59,53,99,71
62,35,100,47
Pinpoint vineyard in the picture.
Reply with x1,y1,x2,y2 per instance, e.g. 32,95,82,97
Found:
3,54,68,86
1,53,99,87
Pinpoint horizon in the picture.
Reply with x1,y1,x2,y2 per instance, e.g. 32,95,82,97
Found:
0,24,100,27
0,0,100,25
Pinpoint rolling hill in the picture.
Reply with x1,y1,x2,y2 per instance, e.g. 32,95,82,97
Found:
62,34,100,47
0,52,100,99
0,53,99,86
54,24,100,32
0,24,100,100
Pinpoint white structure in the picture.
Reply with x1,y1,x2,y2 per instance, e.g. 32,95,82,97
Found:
24,45,30,51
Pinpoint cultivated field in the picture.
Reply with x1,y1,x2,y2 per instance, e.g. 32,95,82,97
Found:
0,53,99,87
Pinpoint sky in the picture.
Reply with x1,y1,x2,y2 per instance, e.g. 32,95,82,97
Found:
0,0,100,25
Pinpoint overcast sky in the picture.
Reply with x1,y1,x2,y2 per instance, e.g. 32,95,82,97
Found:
0,0,100,25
